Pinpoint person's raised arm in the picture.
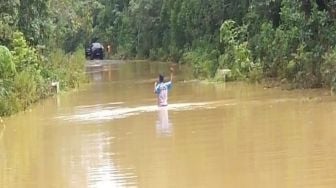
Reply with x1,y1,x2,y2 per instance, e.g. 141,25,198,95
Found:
154,81,157,93
170,67,174,82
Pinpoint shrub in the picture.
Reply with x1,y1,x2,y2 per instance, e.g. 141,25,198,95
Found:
219,20,254,80
322,48,336,90
10,32,39,72
12,69,39,109
181,48,219,79
149,48,158,61
0,33,87,116
248,59,263,83
0,45,16,79
66,48,87,88
0,93,20,116
169,45,183,63
47,48,87,90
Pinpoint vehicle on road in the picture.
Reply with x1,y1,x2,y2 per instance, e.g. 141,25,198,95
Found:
85,42,104,60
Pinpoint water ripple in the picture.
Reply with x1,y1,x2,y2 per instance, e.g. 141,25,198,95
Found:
56,102,215,123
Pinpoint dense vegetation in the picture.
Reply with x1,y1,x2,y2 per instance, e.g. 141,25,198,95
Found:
1,0,336,116
0,0,88,116
89,0,336,91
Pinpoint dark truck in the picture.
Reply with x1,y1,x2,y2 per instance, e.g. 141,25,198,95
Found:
85,42,104,60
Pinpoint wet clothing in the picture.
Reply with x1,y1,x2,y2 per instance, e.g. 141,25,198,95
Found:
155,81,172,107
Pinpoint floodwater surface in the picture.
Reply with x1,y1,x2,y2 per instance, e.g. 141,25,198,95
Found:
1,60,336,188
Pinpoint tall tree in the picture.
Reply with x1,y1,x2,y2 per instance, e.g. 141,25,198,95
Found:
17,0,51,45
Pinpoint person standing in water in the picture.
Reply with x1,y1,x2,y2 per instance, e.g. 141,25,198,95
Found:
154,67,174,107
155,67,174,136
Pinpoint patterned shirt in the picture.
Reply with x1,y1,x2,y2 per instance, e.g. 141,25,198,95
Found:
155,81,172,106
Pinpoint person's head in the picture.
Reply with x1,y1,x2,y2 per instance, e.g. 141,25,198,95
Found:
159,74,164,83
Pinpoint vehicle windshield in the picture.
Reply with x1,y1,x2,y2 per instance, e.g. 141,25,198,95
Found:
91,43,103,50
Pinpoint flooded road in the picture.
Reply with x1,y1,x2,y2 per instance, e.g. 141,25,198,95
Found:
1,60,336,188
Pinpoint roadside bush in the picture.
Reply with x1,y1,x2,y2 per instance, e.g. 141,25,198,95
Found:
149,48,158,61
0,46,16,79
10,32,39,72
47,48,87,90
182,48,219,79
248,59,263,83
66,48,87,88
12,69,40,110
168,45,183,63
157,48,168,61
182,51,206,78
0,32,87,116
322,48,336,91
116,44,135,59
332,77,336,94
288,45,319,88
219,20,254,80
149,48,170,61
232,42,254,79
0,93,20,116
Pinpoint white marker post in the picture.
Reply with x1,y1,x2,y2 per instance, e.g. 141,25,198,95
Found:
51,81,60,94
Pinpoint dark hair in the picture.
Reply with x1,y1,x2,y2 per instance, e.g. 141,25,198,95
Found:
159,74,164,83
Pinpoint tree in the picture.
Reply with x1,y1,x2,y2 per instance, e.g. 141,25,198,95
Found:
17,0,51,45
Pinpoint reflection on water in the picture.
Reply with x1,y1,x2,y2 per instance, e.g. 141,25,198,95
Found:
92,72,103,81
156,107,172,137
0,124,5,171
1,60,336,188
0,124,4,139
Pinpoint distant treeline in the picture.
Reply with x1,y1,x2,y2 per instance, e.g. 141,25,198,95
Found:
89,0,336,90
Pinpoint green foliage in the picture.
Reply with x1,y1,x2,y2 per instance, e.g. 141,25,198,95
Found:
17,0,52,45
0,46,16,79
2,0,336,114
182,48,219,79
116,14,137,58
12,68,40,109
46,48,87,90
286,45,319,88
243,0,336,89
65,49,87,88
0,32,86,116
0,92,20,116
48,0,102,52
248,59,263,83
287,1,332,87
0,1,20,45
233,43,254,79
220,20,241,46
168,45,183,63
322,48,336,90
10,32,39,72
219,20,254,80
0,34,42,115
90,0,232,60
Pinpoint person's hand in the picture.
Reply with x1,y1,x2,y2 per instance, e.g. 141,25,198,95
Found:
154,81,157,86
170,67,174,72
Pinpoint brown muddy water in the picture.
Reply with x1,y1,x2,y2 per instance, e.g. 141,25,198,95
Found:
0,60,336,188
